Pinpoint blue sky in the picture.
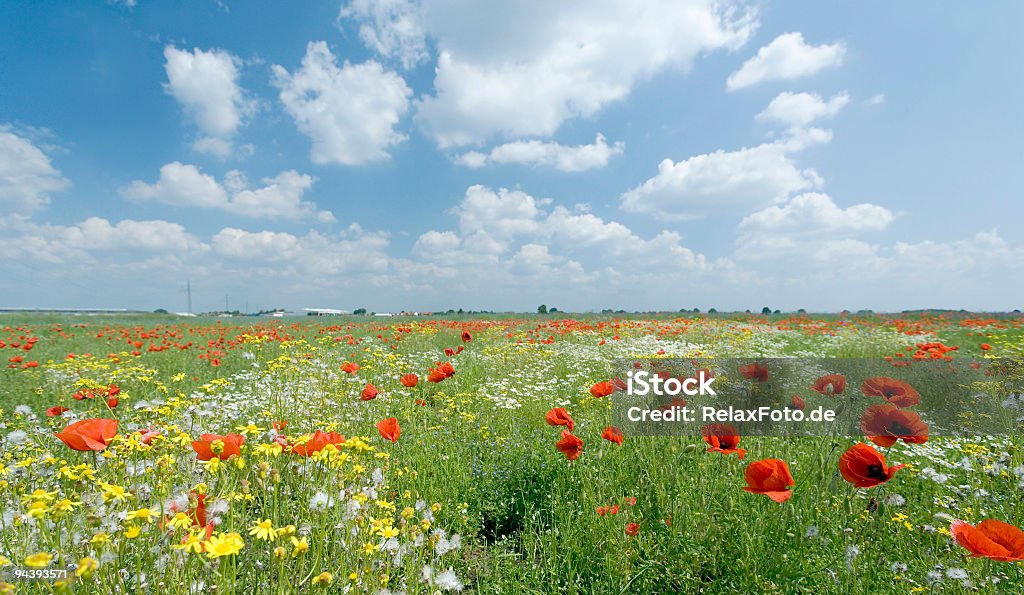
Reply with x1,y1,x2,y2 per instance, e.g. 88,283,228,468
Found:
1,0,1021,313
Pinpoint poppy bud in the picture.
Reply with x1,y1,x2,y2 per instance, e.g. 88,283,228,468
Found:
210,439,225,455
934,512,955,523
682,444,697,453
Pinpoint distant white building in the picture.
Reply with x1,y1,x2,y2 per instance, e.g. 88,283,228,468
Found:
304,308,350,316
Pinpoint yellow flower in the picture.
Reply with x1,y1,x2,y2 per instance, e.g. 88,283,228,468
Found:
76,557,99,579
290,536,309,557
123,525,142,539
279,524,297,536
126,508,158,523
204,457,222,473
24,552,53,568
205,532,244,558
380,526,400,539
313,572,332,586
273,546,286,559
98,482,132,503
172,532,205,555
248,519,278,542
166,512,192,530
0,556,8,568
26,501,48,519
401,507,415,519
90,532,110,546
362,542,377,554
50,499,82,514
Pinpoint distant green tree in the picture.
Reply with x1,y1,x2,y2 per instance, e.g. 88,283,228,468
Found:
762,307,772,315
708,308,717,314
549,307,558,313
353,308,367,315
154,308,168,314
537,304,548,314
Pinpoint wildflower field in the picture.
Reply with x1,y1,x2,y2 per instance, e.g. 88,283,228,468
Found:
1,312,1023,594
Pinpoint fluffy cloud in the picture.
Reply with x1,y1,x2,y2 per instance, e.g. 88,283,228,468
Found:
420,185,711,275
0,215,206,265
272,41,412,165
121,162,334,222
735,192,894,258
455,133,624,171
163,46,254,157
620,141,825,219
756,91,849,128
339,0,429,69
0,129,70,213
347,0,757,147
726,32,845,91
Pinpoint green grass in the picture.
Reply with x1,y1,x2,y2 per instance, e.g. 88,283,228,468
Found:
1,314,1022,593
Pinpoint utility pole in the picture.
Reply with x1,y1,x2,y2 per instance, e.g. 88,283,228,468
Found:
187,280,192,314
225,295,230,313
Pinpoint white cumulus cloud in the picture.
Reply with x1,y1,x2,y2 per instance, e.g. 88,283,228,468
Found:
272,41,412,165
726,32,845,91
163,46,254,157
455,133,624,172
0,128,70,213
756,91,850,128
620,141,825,219
345,0,758,147
121,162,333,222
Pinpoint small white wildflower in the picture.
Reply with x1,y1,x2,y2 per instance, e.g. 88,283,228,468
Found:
435,568,463,592
309,491,334,512
804,525,819,539
891,562,907,573
946,568,968,580
884,494,906,506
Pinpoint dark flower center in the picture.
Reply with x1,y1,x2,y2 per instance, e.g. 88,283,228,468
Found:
866,464,888,480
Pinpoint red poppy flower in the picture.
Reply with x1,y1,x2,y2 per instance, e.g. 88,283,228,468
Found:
106,384,121,397
625,523,640,536
607,504,620,515
859,404,928,447
624,497,637,506
361,383,378,401
461,330,473,342
589,381,614,398
601,426,623,445
701,423,746,459
400,373,419,388
107,397,119,408
340,361,360,374
610,377,627,392
742,458,794,503
191,433,245,461
838,442,906,488
545,408,575,432
596,506,607,516
444,347,456,356
377,417,401,442
427,361,455,383
291,430,346,456
137,429,161,445
46,405,69,417
272,420,288,431
739,363,769,382
555,431,583,460
790,396,805,410
54,418,119,452
980,343,992,351
811,373,846,396
861,377,920,408
951,519,1024,561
